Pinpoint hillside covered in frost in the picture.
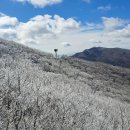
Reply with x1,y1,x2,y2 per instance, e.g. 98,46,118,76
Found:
0,39,130,130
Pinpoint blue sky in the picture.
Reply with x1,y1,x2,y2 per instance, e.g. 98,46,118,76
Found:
1,0,130,23
0,0,130,55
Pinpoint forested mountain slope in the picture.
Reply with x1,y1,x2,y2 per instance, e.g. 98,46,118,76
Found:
73,47,130,68
0,39,130,130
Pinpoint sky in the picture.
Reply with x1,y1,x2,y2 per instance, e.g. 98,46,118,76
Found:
0,0,130,55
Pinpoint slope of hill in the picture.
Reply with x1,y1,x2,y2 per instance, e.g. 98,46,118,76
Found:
0,39,130,130
73,47,130,68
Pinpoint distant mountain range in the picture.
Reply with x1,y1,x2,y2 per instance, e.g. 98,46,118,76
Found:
73,47,130,68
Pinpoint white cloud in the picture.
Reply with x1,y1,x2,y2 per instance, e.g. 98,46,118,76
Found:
15,14,80,44
97,5,111,11
0,13,18,26
102,17,127,31
89,39,102,43
61,42,71,47
0,28,17,40
13,0,62,8
105,24,130,38
81,23,103,31
0,13,130,55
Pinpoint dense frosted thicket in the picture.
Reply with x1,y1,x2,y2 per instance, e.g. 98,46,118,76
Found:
0,39,130,130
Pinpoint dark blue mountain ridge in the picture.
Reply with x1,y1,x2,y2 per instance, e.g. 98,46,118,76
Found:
72,47,130,68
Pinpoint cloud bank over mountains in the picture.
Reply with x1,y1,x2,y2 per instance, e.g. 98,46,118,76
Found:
0,12,130,54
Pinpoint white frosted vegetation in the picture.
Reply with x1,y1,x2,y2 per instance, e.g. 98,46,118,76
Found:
0,39,130,130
